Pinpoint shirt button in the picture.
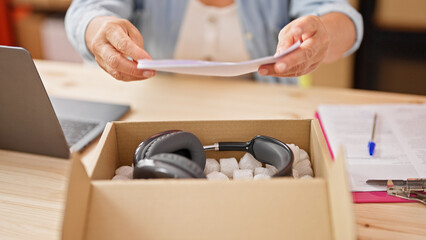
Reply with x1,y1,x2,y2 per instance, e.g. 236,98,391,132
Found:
208,15,217,24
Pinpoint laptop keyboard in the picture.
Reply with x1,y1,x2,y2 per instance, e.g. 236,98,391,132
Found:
58,118,100,147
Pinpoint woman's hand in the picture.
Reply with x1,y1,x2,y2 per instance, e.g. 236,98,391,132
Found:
258,15,330,77
86,16,156,81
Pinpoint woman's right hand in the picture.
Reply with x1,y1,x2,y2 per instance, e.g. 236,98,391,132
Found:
85,16,156,81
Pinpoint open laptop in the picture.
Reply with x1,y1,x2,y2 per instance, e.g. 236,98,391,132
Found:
0,46,130,159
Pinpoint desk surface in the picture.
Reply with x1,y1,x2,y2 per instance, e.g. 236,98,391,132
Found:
1,60,425,240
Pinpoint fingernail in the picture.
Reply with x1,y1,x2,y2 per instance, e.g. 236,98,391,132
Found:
259,69,269,75
143,71,154,78
276,63,287,73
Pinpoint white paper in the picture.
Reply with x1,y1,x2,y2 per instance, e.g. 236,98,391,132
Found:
137,41,301,77
317,104,426,192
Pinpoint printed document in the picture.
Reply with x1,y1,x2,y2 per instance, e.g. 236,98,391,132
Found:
137,41,300,77
317,104,426,192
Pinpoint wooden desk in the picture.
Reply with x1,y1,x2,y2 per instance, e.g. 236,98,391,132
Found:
1,60,425,240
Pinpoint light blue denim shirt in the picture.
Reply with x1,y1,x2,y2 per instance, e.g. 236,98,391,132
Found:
65,0,363,84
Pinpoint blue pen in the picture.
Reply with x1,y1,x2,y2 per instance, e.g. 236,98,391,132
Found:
368,113,377,156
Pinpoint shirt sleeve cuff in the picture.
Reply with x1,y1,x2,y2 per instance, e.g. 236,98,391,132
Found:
313,3,364,56
76,10,120,62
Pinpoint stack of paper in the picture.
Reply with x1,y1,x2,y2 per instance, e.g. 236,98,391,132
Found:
137,41,301,77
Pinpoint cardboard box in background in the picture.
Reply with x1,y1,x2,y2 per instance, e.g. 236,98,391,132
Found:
311,55,355,88
12,0,71,11
375,0,426,31
14,12,44,59
62,119,356,240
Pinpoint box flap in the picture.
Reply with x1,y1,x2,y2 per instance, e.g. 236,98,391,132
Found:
311,120,355,239
90,123,119,180
327,148,356,240
61,152,91,240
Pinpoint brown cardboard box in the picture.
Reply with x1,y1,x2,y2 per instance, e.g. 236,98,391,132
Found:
62,119,355,240
375,0,426,31
13,0,71,11
14,13,45,59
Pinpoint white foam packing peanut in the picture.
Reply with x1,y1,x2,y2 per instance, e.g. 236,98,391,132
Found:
233,169,253,180
239,153,262,170
112,175,130,181
254,174,271,180
289,144,314,178
292,169,300,178
207,171,229,180
287,144,301,165
254,167,275,177
265,164,278,175
220,157,239,178
204,158,220,175
254,167,268,176
115,165,134,179
299,149,309,162
293,159,313,177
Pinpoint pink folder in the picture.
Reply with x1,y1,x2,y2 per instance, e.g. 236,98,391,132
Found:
314,112,412,203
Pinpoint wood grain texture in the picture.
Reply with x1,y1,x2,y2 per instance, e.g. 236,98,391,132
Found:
0,150,69,240
0,60,425,240
355,203,426,239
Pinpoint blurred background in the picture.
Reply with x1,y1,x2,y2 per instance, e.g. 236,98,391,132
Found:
1,0,425,95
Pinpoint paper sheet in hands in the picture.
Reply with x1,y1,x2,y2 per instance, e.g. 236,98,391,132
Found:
137,41,301,77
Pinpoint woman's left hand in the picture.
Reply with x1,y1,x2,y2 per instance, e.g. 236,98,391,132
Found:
258,15,330,77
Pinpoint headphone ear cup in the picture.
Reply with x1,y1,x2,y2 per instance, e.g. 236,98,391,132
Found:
134,153,205,179
250,136,293,176
135,131,206,170
134,130,181,166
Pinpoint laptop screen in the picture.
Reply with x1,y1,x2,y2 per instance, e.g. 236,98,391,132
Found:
0,46,130,158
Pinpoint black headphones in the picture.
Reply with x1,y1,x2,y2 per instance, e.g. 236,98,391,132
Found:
133,130,294,179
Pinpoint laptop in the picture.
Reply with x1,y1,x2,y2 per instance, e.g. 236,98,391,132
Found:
0,46,130,159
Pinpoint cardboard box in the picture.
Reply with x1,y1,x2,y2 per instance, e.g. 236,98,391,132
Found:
375,0,426,31
14,13,45,59
62,119,355,240
13,0,71,11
